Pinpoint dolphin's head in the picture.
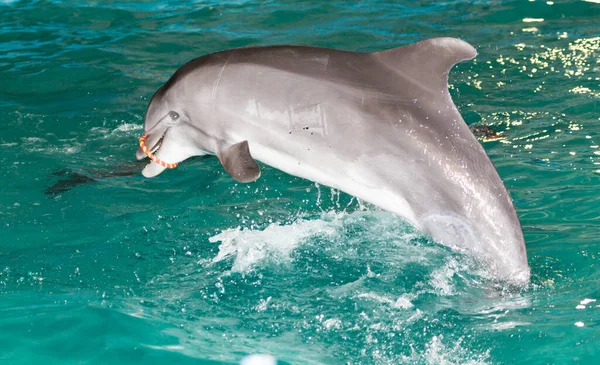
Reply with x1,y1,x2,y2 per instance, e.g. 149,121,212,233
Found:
136,87,208,177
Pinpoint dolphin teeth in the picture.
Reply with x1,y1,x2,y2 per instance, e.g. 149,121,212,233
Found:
149,136,164,154
151,139,162,154
148,128,169,154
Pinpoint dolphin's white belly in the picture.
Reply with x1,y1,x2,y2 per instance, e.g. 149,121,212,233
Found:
247,142,418,225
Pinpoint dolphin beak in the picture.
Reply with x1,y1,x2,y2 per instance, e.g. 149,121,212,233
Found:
142,161,167,178
136,127,189,177
136,147,146,160
136,126,170,177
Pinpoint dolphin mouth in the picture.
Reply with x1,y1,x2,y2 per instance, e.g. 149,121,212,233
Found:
136,128,169,160
140,128,176,178
149,132,165,154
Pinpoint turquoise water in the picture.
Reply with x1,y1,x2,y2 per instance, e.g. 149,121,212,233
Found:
1,0,600,363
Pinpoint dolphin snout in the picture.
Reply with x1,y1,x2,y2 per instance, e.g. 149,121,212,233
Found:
136,147,146,160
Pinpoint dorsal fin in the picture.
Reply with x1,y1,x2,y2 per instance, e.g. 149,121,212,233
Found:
373,37,477,92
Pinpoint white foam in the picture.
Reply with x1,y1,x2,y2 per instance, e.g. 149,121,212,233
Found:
394,295,415,309
429,258,461,296
88,123,142,140
421,336,490,365
356,292,396,305
322,318,342,330
62,146,81,154
254,297,272,312
22,137,46,143
208,209,435,274
489,321,530,331
112,123,143,133
355,292,415,309
580,298,596,305
576,298,596,309
143,344,185,352
209,212,342,272
240,354,277,365
209,208,452,274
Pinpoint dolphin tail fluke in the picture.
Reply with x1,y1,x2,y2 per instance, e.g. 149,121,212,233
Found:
373,37,477,91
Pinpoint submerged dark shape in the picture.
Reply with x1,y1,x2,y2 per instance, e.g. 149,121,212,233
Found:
45,161,148,195
135,38,530,285
46,169,97,195
469,124,503,141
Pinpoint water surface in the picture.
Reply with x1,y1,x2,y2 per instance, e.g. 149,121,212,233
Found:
1,0,600,364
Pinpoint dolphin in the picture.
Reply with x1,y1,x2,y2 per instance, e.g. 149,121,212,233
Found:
136,37,530,285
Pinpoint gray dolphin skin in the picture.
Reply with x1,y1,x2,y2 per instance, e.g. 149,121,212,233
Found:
136,37,530,285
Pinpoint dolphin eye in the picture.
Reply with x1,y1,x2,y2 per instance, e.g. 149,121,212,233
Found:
169,111,180,120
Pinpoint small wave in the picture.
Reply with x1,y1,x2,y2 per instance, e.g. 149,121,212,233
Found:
22,137,46,143
20,136,83,155
415,335,490,365
428,256,489,296
489,321,530,331
355,292,415,309
208,209,495,294
112,123,143,134
209,211,343,272
88,122,142,140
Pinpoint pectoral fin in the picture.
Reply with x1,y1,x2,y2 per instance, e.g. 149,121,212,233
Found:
217,141,261,183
